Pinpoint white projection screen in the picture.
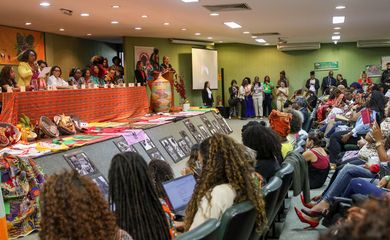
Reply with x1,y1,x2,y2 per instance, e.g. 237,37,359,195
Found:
192,48,218,90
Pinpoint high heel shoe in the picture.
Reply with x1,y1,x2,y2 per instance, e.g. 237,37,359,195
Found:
300,194,315,209
294,207,320,229
311,195,322,202
301,208,325,218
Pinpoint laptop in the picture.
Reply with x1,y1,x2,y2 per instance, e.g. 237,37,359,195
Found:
162,174,197,216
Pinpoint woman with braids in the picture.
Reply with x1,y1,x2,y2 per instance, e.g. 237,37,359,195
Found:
184,134,267,233
40,171,132,240
148,159,179,236
109,152,172,240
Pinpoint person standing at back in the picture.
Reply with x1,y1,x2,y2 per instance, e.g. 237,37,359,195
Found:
277,70,289,87
263,76,274,117
228,80,240,118
239,78,248,120
252,76,264,118
276,81,289,111
134,61,147,86
381,62,390,94
202,81,214,108
244,77,255,118
305,71,320,95
111,56,124,80
321,70,336,95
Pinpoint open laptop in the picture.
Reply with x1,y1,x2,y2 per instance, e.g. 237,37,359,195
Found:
162,174,197,216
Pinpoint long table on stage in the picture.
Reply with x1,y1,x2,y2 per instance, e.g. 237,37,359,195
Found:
0,87,149,125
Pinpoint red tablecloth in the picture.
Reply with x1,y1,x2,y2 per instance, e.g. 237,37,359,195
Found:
0,87,149,125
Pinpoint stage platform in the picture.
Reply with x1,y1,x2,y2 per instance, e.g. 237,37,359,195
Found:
15,111,232,240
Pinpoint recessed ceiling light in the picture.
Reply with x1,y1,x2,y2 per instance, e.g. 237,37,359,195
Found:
333,41,338,45
334,27,341,30
218,41,224,43
163,22,170,26
243,31,250,34
251,36,257,39
59,28,65,31
334,32,340,35
87,33,92,36
265,43,270,46
332,35,341,40
182,0,199,2
207,37,213,40
25,22,32,26
40,2,50,7
333,16,345,24
141,15,148,18
80,13,90,17
134,27,142,30
224,21,242,29
336,5,346,10
181,28,187,31
195,32,201,36
255,38,266,43
210,13,219,16
111,21,119,24
112,5,120,8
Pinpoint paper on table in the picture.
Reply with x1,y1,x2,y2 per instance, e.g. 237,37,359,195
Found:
38,67,51,78
122,129,148,145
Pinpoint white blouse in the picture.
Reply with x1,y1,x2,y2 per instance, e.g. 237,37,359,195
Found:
47,75,69,87
190,184,236,230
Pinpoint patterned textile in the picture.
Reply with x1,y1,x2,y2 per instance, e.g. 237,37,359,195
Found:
160,198,176,239
0,154,45,238
269,110,292,138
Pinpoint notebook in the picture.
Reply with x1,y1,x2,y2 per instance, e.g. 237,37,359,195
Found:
162,174,196,216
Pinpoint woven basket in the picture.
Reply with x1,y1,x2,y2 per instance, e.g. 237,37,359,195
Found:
53,115,76,135
39,116,59,138
0,122,21,146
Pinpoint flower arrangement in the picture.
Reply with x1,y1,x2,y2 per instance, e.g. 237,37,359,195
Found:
174,74,188,103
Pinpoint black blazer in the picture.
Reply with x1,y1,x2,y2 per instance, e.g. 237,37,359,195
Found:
202,88,214,107
134,69,147,85
305,78,320,95
321,76,336,93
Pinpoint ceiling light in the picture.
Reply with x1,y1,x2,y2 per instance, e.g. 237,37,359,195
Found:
163,22,170,26
59,28,65,31
134,27,142,30
80,13,90,17
333,16,345,24
251,36,257,39
141,15,148,18
333,41,338,45
265,43,270,46
181,28,187,31
334,27,341,30
195,32,201,36
25,22,32,26
111,21,119,24
210,13,219,16
255,38,266,43
218,41,224,43
40,2,50,7
243,31,250,34
224,22,242,29
112,5,120,8
336,5,346,10
182,0,199,2
332,35,341,40
334,32,340,35
87,33,92,36
207,37,213,40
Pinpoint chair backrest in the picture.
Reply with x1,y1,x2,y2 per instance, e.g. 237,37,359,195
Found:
274,163,294,215
262,176,283,224
218,201,257,240
175,219,219,240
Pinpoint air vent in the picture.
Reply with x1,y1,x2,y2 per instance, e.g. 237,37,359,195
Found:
251,32,280,37
203,3,251,12
357,40,390,48
277,43,320,52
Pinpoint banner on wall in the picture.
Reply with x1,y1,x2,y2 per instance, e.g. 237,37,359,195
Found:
0,26,45,65
314,61,339,71
134,46,154,67
382,56,390,70
366,64,382,77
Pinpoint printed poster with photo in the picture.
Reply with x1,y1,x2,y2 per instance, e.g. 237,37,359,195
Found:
179,131,194,148
200,115,218,135
147,149,165,161
134,46,154,67
212,120,224,134
198,125,211,138
140,135,157,151
183,119,204,143
91,174,109,200
214,113,233,134
160,137,186,163
64,152,97,176
177,138,191,156
113,138,138,153
121,129,148,145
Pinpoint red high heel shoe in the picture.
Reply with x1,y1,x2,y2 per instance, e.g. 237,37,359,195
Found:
300,194,315,209
294,207,320,229
301,208,325,218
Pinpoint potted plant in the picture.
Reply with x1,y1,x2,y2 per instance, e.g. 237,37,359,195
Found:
174,75,190,111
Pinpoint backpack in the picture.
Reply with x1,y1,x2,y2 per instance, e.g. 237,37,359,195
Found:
0,153,45,238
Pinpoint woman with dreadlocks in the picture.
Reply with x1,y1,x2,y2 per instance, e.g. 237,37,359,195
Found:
40,171,132,240
184,133,267,233
108,152,171,240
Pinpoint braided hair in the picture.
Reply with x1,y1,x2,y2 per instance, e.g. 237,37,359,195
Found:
148,159,175,199
184,133,267,233
108,152,171,240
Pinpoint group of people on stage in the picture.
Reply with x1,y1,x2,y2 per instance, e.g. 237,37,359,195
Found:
225,65,390,120
0,49,125,92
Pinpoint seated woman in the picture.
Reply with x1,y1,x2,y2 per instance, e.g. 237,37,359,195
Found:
242,123,282,182
81,68,92,85
47,66,70,89
303,131,330,189
68,67,84,88
184,134,267,233
109,152,172,240
341,176,390,199
40,171,132,240
286,109,306,148
105,66,118,85
202,81,213,108
90,64,105,85
0,66,19,92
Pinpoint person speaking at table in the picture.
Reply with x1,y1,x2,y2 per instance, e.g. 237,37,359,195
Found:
160,56,176,74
